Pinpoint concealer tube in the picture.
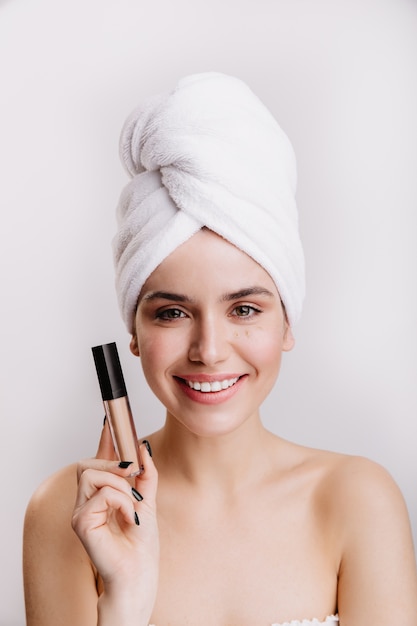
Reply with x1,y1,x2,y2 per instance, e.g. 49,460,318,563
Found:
92,342,142,477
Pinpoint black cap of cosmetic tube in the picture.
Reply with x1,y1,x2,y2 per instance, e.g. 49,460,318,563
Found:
92,342,127,401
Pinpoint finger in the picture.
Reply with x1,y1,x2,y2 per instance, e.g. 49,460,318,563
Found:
72,484,138,537
76,457,138,483
75,468,138,508
96,417,117,460
134,441,158,501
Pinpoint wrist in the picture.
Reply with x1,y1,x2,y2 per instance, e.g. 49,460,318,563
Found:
97,584,153,626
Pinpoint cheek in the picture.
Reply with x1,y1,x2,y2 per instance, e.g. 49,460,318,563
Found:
253,334,282,363
137,334,162,369
243,325,285,370
136,336,164,395
242,321,284,349
137,329,185,373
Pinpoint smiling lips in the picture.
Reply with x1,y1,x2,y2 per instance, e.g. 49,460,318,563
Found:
175,375,244,404
186,377,239,393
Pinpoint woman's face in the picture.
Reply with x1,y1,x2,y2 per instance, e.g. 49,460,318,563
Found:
131,229,294,437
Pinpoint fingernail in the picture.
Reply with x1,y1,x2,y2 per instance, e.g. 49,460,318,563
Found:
132,487,143,502
118,461,133,469
134,511,140,526
103,415,107,426
142,439,152,457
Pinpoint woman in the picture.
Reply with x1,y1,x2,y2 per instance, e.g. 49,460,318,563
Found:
23,72,417,626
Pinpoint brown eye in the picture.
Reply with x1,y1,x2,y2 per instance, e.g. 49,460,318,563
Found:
157,308,186,320
232,305,260,317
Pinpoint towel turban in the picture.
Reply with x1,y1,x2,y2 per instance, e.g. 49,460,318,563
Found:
113,72,305,333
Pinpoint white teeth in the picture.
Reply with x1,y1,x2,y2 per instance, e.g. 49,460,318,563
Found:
187,377,239,392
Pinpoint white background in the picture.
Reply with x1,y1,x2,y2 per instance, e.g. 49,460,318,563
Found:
1,0,416,623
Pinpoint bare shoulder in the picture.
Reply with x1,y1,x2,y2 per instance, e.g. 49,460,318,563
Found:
24,464,83,547
24,463,80,538
276,439,411,525
316,451,410,523
27,462,78,506
295,447,411,533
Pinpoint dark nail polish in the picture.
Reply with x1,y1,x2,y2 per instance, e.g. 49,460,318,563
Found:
119,461,133,469
142,439,152,457
134,511,140,526
103,415,107,426
132,487,143,502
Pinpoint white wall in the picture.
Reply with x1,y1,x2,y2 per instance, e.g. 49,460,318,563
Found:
1,0,416,623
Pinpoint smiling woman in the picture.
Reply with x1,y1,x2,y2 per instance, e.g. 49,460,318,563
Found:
23,72,417,626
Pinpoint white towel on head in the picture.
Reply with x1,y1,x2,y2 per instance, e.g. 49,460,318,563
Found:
113,72,305,332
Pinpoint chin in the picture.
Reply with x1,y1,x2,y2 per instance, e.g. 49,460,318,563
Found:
167,407,258,439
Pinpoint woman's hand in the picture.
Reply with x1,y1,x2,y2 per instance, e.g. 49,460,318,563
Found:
71,421,159,624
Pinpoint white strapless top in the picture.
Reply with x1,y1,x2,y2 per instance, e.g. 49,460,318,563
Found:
150,615,339,626
270,617,338,626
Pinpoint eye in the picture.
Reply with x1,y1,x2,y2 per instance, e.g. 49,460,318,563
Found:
156,308,187,321
231,305,261,318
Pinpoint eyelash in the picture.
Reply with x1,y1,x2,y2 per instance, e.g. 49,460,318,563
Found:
230,305,262,318
155,304,262,321
156,308,186,321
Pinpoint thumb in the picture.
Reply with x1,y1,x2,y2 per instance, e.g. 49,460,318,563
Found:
96,417,117,460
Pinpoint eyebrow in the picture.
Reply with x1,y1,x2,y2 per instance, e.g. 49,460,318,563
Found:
221,287,275,301
142,291,192,303
141,286,275,305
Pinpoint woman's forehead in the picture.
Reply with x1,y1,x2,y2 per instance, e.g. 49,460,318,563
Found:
139,230,280,301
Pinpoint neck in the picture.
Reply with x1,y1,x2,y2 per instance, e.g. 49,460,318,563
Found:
151,413,273,493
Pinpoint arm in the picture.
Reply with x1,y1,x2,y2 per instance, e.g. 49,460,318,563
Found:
23,463,100,626
23,422,159,626
72,443,159,626
335,457,417,624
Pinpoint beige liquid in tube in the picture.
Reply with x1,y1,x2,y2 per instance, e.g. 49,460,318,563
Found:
92,342,143,477
104,396,142,476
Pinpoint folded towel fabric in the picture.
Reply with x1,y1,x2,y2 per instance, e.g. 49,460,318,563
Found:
113,72,305,332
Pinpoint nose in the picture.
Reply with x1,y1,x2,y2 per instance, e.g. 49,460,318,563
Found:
188,314,230,366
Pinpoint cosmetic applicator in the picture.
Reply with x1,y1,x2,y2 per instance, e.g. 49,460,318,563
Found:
92,342,142,477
